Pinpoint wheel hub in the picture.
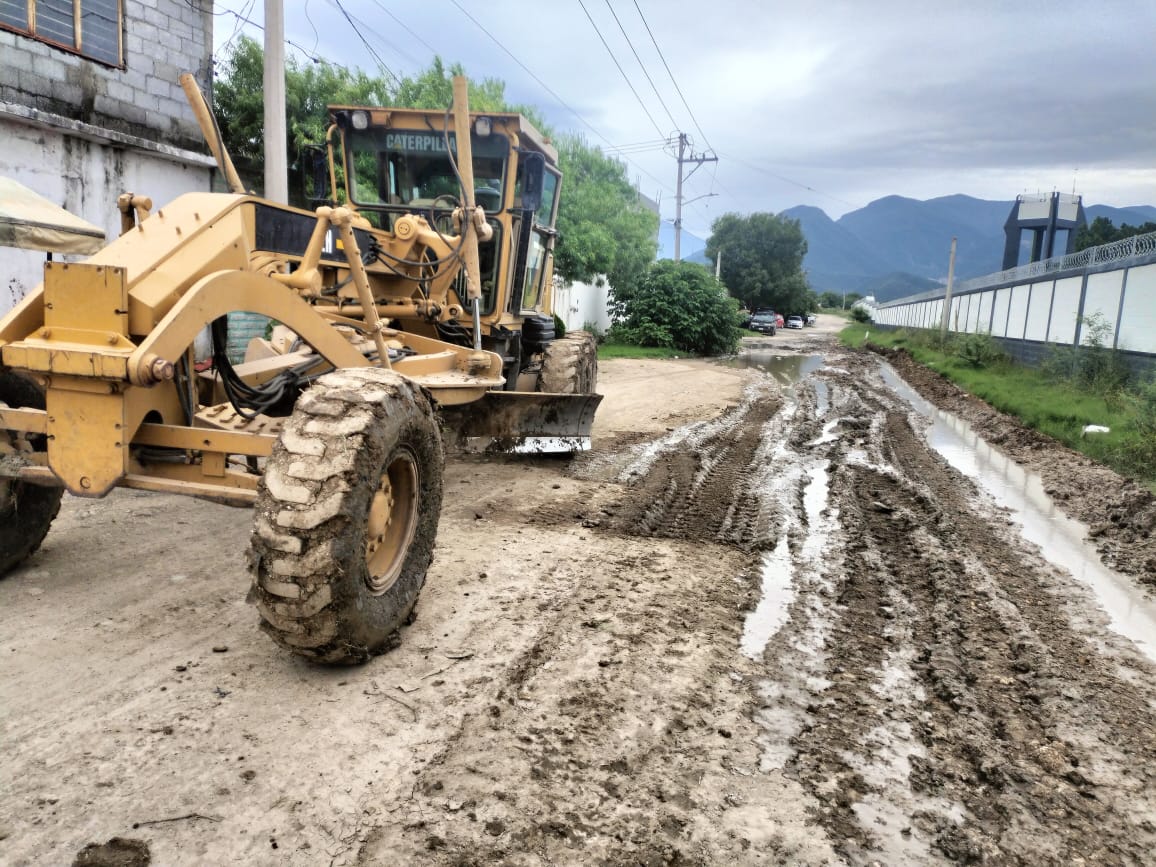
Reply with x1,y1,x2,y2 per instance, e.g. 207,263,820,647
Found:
364,448,420,594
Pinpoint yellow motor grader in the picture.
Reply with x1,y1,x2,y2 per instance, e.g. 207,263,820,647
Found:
0,76,599,663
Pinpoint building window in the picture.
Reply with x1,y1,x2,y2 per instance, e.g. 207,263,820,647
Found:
0,1,123,67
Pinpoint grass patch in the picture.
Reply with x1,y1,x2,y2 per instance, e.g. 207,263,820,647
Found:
597,342,683,360
844,325,1156,488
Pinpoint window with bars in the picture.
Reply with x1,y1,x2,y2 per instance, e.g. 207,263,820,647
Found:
0,0,122,67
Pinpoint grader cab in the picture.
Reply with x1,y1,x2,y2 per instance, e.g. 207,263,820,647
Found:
0,76,600,663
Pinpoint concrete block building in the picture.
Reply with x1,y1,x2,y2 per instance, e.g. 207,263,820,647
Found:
0,0,216,313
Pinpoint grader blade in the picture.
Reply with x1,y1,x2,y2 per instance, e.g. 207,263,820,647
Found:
443,391,602,454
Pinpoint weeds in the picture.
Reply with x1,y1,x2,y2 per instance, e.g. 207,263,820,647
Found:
954,332,1007,368
1041,313,1132,395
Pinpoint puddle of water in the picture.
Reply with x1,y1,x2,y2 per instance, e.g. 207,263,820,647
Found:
880,364,1156,663
723,352,825,387
814,379,830,417
808,419,840,447
741,537,796,659
801,462,829,557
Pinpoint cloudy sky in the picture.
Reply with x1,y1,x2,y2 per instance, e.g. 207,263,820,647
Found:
212,0,1156,238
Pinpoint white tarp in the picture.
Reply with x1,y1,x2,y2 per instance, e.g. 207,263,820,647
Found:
0,177,105,254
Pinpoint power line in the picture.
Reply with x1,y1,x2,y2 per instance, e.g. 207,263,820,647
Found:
445,0,674,196
632,0,714,156
602,0,678,132
715,150,862,210
326,0,409,83
367,0,440,58
213,3,326,65
575,0,665,139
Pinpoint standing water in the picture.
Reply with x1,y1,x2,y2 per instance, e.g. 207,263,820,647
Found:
880,364,1156,663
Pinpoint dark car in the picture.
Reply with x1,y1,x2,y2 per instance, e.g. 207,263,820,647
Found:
749,311,777,334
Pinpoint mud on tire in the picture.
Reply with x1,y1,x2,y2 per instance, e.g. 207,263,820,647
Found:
539,330,598,394
248,368,444,664
0,369,63,577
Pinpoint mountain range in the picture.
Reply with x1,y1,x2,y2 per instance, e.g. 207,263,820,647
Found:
781,195,1156,301
655,195,1156,303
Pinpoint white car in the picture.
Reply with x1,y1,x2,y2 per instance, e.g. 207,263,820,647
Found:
786,315,804,329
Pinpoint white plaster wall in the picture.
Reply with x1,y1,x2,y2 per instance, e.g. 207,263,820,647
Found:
0,122,211,315
552,276,613,334
1006,284,1029,339
1118,263,1156,354
976,290,994,333
1024,281,1053,341
950,295,964,331
992,288,1011,337
1081,271,1124,346
1047,276,1082,344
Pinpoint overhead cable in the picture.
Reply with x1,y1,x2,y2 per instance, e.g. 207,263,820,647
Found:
602,0,679,132
576,0,665,138
631,0,715,155
446,0,673,196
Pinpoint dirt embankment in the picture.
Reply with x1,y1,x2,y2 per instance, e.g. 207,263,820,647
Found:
2,332,1155,866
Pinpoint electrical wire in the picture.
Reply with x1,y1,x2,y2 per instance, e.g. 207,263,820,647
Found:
445,0,673,198
632,0,715,157
602,0,679,132
367,0,440,57
576,0,664,138
327,0,402,86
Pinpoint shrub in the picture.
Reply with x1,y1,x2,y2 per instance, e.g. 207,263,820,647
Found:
1041,313,1131,394
954,332,1006,368
849,306,871,323
609,260,742,356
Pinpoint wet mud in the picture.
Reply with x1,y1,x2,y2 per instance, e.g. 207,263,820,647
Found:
361,339,1156,864
3,333,1155,866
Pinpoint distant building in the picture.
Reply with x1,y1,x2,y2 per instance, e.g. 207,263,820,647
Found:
1002,192,1086,270
0,1,216,313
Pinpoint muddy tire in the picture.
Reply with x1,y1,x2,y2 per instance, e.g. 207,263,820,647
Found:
0,370,62,577
539,331,598,394
248,368,444,664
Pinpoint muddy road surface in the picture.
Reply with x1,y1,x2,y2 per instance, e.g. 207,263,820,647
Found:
3,321,1156,865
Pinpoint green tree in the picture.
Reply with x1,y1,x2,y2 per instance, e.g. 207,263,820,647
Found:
213,40,511,195
1074,216,1156,251
212,42,657,296
705,213,809,314
552,133,658,293
609,260,741,356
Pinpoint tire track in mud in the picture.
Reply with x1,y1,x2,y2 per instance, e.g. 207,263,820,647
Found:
355,540,776,866
766,352,1156,864
596,384,784,550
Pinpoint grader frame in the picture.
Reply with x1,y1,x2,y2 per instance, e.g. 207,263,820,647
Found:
0,76,600,662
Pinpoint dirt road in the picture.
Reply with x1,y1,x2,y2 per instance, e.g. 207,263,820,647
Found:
3,320,1156,865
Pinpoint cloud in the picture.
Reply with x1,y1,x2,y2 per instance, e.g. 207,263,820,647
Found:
216,0,1156,229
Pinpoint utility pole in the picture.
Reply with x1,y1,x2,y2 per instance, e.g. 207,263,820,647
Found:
940,237,957,338
673,132,717,262
263,0,287,203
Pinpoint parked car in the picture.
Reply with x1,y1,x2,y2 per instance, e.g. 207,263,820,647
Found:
776,313,785,329
749,310,777,334
786,315,805,329
805,314,816,326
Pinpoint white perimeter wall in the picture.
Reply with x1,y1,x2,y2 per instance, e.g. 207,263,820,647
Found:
552,276,613,334
873,261,1156,355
